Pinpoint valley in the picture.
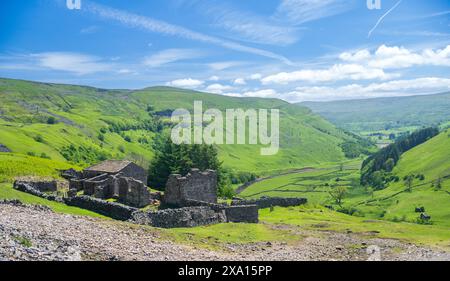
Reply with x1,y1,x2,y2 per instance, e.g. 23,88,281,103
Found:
0,78,449,260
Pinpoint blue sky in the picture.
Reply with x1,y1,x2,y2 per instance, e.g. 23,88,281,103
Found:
0,0,449,102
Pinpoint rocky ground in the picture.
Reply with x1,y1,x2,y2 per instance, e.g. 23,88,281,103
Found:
1,200,449,261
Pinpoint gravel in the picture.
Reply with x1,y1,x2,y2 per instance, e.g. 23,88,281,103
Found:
1,201,448,261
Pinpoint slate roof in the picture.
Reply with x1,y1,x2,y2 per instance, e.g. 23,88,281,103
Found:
85,160,133,173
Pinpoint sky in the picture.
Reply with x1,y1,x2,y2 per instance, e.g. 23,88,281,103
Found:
0,0,449,102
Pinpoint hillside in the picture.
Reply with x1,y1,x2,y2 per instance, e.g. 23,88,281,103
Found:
0,78,356,176
239,129,450,228
348,129,450,226
301,93,450,133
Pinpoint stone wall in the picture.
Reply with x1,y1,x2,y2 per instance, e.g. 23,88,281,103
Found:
224,205,259,223
232,197,307,209
164,169,217,207
13,181,64,203
131,206,226,228
0,144,11,153
117,177,150,208
119,163,148,184
64,196,137,221
82,173,112,198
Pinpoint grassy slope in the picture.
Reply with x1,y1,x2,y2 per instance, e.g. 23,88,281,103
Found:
347,129,450,226
301,92,450,132
0,78,353,174
241,130,450,228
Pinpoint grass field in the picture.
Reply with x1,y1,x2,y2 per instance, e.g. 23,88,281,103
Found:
239,160,363,204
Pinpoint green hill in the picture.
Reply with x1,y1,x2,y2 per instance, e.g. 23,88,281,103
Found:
348,129,450,226
301,93,450,133
0,77,357,177
239,129,450,227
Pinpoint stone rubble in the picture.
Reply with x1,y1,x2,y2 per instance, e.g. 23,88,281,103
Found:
1,200,449,261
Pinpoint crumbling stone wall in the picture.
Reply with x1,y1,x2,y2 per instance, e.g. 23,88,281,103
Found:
13,181,64,203
117,177,150,208
232,197,307,209
64,196,137,221
117,163,148,184
224,205,259,223
131,206,226,228
164,169,217,207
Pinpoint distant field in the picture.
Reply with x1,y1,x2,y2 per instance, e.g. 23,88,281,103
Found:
239,160,363,204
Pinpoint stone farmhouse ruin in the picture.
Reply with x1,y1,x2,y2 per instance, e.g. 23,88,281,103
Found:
67,160,150,208
13,160,307,228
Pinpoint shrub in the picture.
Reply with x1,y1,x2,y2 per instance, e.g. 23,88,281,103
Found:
40,153,51,159
46,116,57,124
34,135,44,143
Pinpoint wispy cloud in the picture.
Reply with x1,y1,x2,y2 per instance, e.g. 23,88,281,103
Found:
274,0,354,25
0,52,113,75
144,49,203,68
80,25,100,34
32,52,112,75
207,61,244,71
368,0,403,38
202,2,299,46
83,1,293,65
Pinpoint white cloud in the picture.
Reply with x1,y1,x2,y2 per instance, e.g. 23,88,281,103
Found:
241,89,278,98
31,52,112,75
249,73,262,80
85,2,293,64
233,78,246,85
166,78,204,88
287,77,450,102
205,83,234,94
340,45,450,69
261,64,394,84
208,75,220,81
144,49,203,67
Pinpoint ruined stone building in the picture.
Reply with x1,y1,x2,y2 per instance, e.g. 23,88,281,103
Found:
164,169,217,207
68,160,150,208
84,160,147,183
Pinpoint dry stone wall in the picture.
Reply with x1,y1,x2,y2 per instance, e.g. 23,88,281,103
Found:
64,196,137,221
232,197,307,209
131,206,226,228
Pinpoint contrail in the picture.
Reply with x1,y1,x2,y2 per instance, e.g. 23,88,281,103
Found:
81,1,294,65
368,0,403,38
